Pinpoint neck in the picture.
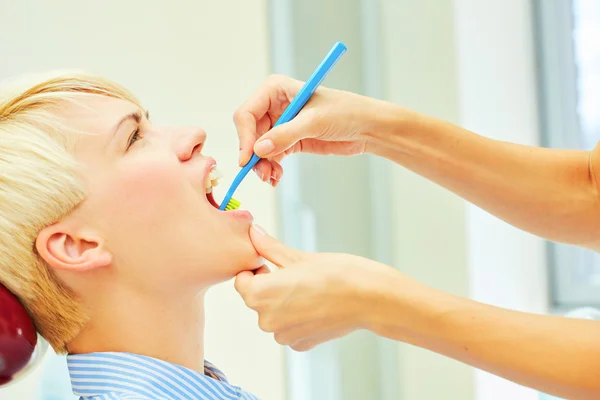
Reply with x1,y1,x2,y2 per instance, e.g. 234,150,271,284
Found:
68,287,206,374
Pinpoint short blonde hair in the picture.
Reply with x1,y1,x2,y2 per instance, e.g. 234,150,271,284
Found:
0,70,142,353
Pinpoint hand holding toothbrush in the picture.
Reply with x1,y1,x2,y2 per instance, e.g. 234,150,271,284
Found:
220,42,347,209
234,74,402,185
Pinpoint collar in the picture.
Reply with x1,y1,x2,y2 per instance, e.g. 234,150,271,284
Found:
67,352,249,399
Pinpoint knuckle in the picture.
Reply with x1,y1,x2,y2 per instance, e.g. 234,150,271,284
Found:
232,109,246,125
292,341,315,352
309,108,326,124
273,332,290,345
243,293,260,310
258,316,275,332
291,250,308,264
290,343,307,352
267,74,285,85
299,108,325,132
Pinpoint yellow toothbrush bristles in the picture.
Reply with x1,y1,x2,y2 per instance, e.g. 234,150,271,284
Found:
224,198,241,211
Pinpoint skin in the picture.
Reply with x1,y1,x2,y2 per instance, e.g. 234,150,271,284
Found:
34,94,261,373
233,75,600,399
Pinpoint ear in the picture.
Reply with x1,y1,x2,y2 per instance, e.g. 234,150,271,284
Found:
36,223,112,272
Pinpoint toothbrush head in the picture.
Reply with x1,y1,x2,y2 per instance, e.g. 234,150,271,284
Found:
222,197,241,211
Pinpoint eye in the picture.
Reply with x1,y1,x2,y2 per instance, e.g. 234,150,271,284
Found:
127,128,143,149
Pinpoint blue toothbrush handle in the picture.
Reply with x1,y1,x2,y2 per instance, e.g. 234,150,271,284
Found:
219,41,347,210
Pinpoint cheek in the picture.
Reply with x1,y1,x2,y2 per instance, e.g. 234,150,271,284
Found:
89,159,195,230
120,164,183,213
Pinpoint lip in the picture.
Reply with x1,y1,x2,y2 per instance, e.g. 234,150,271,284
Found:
206,189,254,222
223,209,254,222
202,158,217,185
199,158,253,221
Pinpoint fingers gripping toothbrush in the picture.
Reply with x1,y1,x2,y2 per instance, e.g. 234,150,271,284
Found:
219,41,347,211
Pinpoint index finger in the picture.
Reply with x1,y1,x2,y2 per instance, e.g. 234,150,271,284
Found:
233,81,279,166
234,109,261,166
234,75,303,166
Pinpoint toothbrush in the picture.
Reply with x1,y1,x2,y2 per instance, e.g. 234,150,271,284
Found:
219,41,348,211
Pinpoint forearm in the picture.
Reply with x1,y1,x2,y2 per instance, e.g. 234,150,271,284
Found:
363,103,600,249
367,280,600,399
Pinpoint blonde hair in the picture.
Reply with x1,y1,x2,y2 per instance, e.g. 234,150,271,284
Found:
0,70,142,353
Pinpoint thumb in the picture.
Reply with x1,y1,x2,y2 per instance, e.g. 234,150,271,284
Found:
253,117,313,158
234,270,254,297
250,225,303,268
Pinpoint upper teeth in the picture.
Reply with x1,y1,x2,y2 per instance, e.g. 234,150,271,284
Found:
206,167,222,193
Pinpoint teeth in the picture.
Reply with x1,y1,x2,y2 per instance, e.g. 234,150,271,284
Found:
209,168,222,187
209,167,223,181
205,166,222,193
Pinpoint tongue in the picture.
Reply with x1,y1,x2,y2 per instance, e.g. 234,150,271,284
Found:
207,192,220,209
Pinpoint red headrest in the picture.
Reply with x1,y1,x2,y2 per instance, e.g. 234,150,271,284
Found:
0,284,38,385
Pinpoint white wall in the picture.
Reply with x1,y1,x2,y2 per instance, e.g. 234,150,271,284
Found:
454,1,548,399
0,1,284,399
380,0,547,399
380,1,473,398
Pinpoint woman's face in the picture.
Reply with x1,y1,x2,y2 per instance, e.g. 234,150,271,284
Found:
52,94,261,294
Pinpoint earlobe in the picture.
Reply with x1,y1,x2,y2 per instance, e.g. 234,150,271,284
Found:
36,224,112,272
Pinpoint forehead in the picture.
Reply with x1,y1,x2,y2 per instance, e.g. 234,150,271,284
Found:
56,94,138,134
54,94,139,161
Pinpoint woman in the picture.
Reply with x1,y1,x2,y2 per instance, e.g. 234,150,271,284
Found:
0,70,261,399
233,75,600,399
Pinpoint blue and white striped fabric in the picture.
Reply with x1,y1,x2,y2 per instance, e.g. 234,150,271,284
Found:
66,352,260,400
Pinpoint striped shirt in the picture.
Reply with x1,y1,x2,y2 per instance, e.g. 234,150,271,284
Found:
66,352,260,400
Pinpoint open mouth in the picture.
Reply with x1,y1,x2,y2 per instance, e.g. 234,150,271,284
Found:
205,166,222,209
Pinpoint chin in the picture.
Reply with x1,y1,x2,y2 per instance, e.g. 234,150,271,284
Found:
231,247,263,274
231,227,262,267
201,241,260,282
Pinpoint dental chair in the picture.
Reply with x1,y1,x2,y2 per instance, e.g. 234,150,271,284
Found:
0,283,46,387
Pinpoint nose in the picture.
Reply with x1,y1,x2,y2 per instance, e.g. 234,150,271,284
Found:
173,127,207,162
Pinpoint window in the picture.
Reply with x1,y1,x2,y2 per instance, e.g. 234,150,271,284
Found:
535,0,600,308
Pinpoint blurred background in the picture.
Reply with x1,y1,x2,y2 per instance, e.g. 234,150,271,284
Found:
0,0,598,399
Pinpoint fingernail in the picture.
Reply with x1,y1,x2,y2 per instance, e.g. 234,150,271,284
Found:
238,150,244,166
252,224,267,236
254,139,275,157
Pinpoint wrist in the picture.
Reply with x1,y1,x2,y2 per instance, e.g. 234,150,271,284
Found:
361,269,456,345
361,100,425,157
360,271,410,337
350,262,412,333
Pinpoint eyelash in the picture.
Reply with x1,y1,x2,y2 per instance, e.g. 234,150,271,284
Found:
127,128,143,149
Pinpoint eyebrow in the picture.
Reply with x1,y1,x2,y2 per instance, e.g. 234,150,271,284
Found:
113,109,150,134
